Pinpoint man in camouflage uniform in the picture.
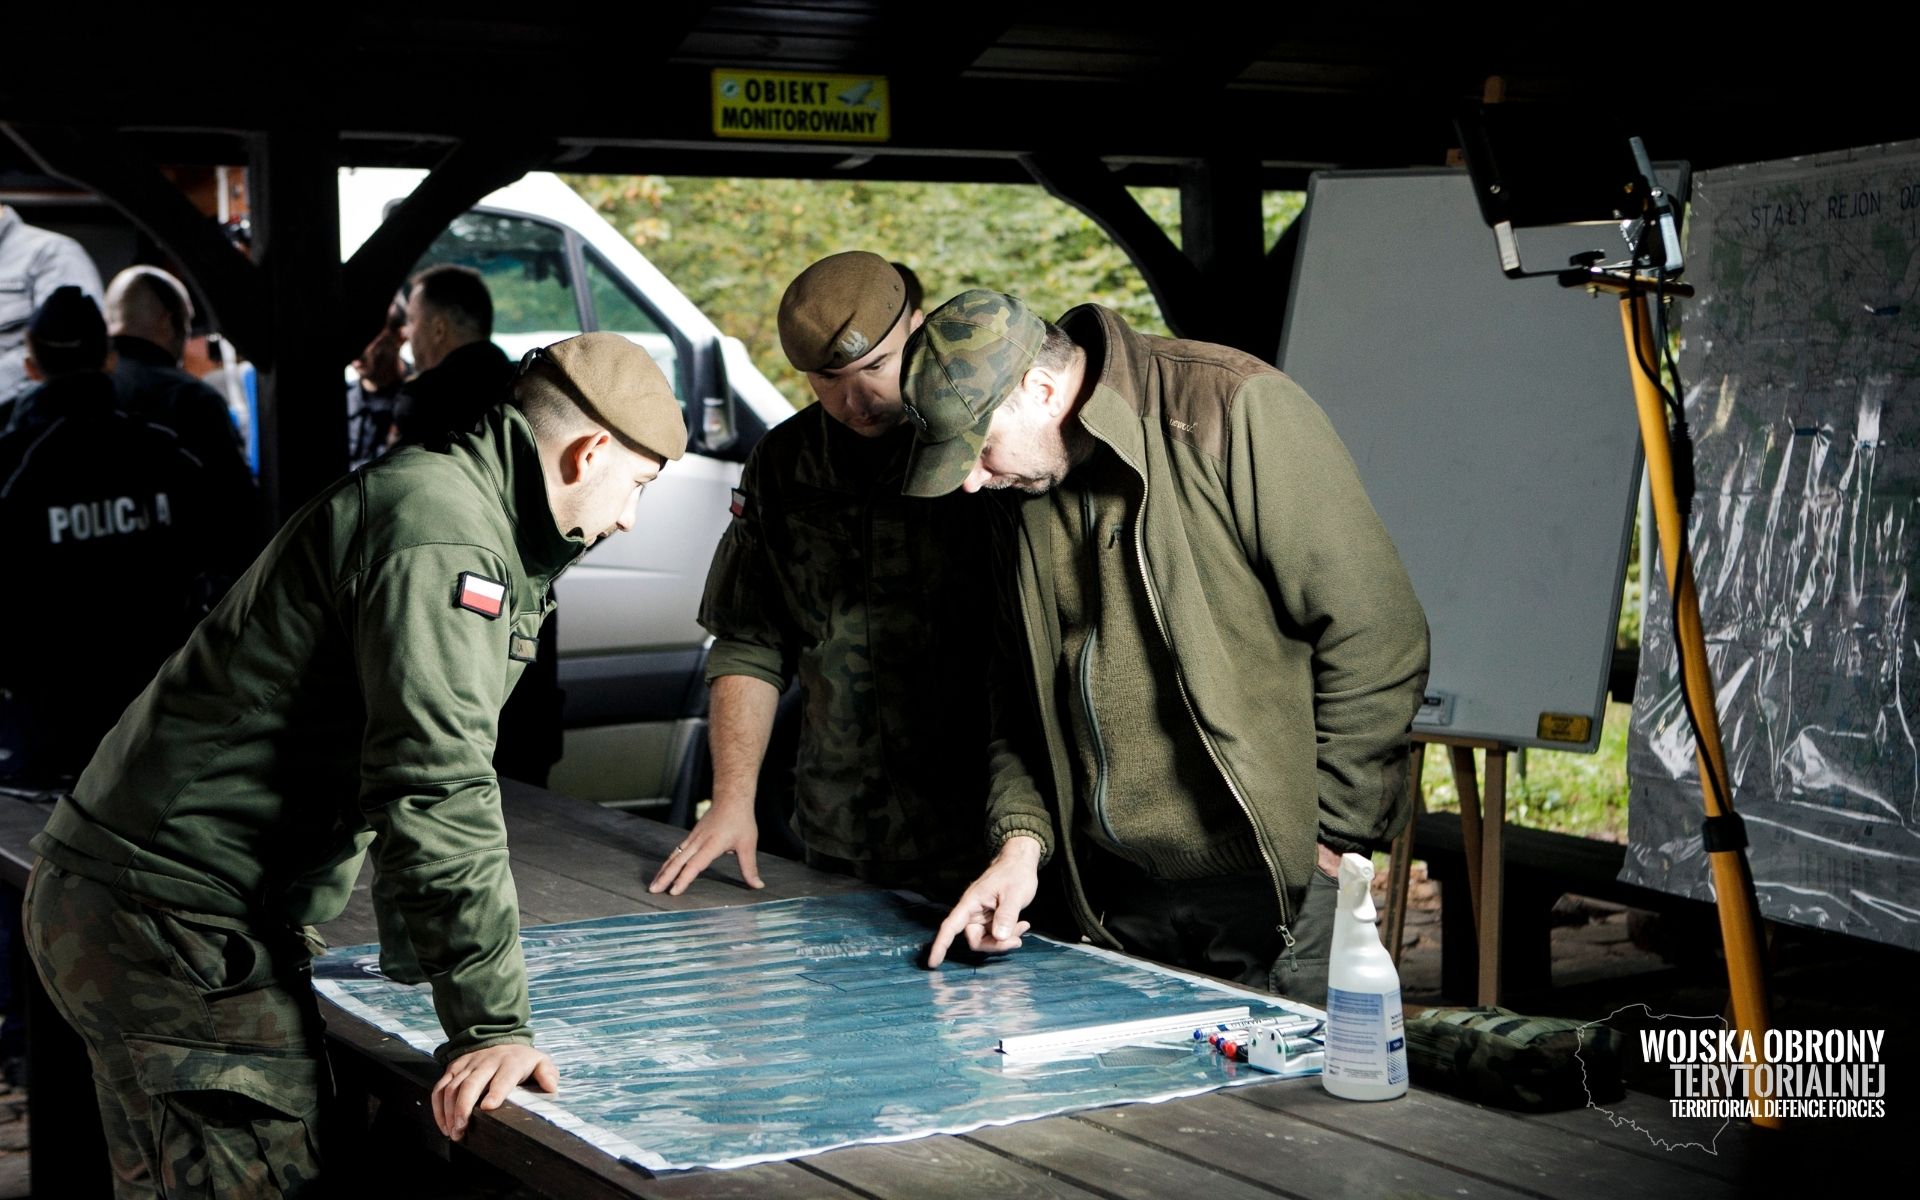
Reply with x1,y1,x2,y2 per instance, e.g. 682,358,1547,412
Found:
650,252,995,900
25,333,686,1197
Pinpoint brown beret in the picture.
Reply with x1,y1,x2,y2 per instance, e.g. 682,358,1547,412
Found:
528,332,686,461
777,251,908,372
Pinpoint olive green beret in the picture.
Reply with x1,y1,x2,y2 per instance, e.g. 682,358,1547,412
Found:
525,332,686,461
777,251,908,372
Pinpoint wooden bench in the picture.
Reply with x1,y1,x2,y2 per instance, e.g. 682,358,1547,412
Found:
1410,810,1710,1000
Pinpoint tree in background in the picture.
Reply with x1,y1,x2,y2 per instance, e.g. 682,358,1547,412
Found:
565,174,1302,409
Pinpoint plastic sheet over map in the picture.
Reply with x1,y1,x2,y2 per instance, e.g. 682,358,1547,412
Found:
1625,139,1920,949
314,892,1312,1171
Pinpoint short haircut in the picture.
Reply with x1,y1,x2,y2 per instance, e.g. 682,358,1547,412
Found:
105,266,194,346
515,360,594,445
410,264,493,341
892,262,925,314
1033,321,1076,374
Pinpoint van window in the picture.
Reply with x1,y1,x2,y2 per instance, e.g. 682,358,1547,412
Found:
583,249,687,408
416,213,582,344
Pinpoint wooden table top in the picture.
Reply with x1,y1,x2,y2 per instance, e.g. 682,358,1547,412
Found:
0,786,1770,1198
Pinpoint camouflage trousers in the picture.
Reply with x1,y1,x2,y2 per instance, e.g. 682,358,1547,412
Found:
23,862,331,1199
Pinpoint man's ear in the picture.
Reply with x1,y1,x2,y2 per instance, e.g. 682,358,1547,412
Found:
559,430,612,485
1022,365,1072,418
23,352,43,383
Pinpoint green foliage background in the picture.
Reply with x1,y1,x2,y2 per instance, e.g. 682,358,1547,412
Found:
563,174,1303,409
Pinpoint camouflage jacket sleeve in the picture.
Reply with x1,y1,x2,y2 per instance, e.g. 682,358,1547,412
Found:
351,541,532,1063
698,444,796,689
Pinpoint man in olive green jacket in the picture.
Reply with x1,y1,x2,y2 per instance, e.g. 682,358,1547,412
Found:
25,333,684,1196
907,291,1428,1004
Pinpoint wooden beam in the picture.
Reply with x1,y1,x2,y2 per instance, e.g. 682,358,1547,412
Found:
1179,157,1271,357
1,122,266,360
1258,213,1304,360
338,138,554,360
1020,152,1206,337
1160,14,1291,92
251,127,345,519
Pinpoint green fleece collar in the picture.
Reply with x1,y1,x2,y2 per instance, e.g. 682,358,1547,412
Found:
1059,304,1151,474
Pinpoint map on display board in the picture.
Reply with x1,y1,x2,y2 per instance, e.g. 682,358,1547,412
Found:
314,892,1315,1172
1624,139,1920,950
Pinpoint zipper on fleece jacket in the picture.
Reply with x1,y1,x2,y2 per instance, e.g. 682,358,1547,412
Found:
1092,429,1297,950
1077,487,1119,847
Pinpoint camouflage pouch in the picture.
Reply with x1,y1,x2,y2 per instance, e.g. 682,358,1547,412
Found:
1406,1006,1625,1112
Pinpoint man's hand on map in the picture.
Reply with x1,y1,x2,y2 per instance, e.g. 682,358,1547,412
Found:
433,1044,560,1141
926,834,1043,967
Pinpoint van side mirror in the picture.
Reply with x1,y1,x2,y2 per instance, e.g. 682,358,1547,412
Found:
700,394,736,453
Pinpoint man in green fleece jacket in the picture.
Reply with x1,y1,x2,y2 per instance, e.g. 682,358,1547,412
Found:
24,332,685,1196
908,291,1429,1005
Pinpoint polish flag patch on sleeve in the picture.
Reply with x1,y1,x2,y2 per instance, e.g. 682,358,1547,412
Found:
454,572,508,619
729,488,748,518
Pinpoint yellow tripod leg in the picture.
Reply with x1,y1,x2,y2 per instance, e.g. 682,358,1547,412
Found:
1621,292,1778,1129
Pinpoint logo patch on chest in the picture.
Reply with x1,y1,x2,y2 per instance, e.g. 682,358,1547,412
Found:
454,572,507,619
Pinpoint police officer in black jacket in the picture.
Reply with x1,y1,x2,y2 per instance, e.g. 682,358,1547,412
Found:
0,287,234,783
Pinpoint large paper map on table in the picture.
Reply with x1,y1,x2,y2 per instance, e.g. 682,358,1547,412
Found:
315,892,1313,1171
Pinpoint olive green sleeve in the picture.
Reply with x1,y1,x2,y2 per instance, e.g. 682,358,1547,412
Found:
350,542,532,1063
982,509,1057,863
1227,374,1430,850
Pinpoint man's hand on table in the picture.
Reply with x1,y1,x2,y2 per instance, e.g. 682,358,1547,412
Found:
926,835,1042,967
647,795,765,895
432,1044,559,1141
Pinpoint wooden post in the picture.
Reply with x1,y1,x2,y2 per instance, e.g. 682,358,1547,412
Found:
338,140,550,360
1383,745,1424,968
1022,152,1283,358
250,126,345,520
1479,746,1508,1005
1409,734,1514,1005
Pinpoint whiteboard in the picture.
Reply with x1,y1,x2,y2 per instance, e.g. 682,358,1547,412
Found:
1278,168,1645,751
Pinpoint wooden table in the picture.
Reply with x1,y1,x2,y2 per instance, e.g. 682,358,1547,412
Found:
2,785,1773,1198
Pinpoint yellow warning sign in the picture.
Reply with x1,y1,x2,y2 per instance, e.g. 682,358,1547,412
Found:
1536,713,1594,744
711,69,890,142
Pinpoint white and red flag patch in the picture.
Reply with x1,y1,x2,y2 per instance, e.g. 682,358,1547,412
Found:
455,572,507,619
729,488,747,518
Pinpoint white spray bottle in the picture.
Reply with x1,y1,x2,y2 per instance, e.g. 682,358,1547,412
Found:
1321,852,1409,1100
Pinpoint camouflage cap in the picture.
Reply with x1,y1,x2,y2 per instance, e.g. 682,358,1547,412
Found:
778,251,908,372
523,332,687,461
899,289,1047,498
